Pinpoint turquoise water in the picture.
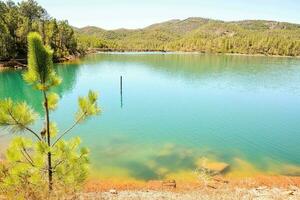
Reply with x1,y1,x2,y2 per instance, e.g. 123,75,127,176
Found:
1,53,300,180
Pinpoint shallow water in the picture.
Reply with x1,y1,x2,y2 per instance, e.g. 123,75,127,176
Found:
1,53,300,181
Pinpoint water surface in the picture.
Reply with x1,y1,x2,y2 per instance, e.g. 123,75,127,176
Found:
1,53,300,181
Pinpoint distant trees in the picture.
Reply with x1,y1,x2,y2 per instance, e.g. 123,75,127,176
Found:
0,0,79,61
77,34,110,50
165,29,300,56
76,20,300,57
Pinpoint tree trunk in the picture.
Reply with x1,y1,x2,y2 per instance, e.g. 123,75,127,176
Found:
43,91,53,191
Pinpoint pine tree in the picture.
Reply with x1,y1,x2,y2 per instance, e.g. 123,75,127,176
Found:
0,32,100,198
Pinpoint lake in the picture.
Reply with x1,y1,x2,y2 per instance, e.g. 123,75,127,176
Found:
1,53,300,181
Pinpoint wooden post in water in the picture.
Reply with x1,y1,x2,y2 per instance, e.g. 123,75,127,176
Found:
120,76,123,108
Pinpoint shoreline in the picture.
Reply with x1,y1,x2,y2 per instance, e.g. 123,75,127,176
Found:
91,48,300,59
81,187,299,200
0,54,82,70
85,175,300,192
82,175,300,199
1,51,299,70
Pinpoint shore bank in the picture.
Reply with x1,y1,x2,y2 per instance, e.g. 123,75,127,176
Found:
82,176,300,199
1,50,299,71
0,59,27,70
90,48,300,59
0,54,82,70
85,175,300,192
80,188,300,200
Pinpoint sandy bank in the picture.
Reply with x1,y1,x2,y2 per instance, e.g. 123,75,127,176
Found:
81,175,300,199
79,187,300,200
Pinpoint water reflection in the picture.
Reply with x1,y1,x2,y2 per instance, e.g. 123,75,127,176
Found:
82,53,298,76
0,63,80,114
80,53,300,93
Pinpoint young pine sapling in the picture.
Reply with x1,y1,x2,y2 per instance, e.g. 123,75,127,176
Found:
0,32,100,198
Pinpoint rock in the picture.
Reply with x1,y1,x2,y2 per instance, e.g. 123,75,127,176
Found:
162,180,176,188
207,184,217,189
284,191,294,196
109,189,118,195
256,186,268,191
280,164,300,176
212,177,229,184
196,158,230,174
289,186,298,191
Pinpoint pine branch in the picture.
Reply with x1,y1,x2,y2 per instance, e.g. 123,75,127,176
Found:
52,112,86,147
53,159,65,169
21,145,35,166
20,149,35,167
59,154,85,176
6,108,41,141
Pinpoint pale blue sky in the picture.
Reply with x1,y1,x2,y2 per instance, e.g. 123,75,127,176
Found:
13,0,300,29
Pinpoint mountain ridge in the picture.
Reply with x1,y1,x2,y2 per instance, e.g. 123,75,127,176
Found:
77,17,300,32
76,17,300,56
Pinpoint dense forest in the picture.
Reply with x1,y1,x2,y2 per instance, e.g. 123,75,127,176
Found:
77,18,300,56
0,0,80,62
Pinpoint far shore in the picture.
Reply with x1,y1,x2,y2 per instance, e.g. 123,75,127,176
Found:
1,50,299,70
91,48,300,59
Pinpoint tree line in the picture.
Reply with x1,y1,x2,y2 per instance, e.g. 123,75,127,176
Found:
0,0,80,61
165,29,300,56
77,20,300,57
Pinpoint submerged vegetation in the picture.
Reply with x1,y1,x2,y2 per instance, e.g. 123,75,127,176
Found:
77,18,300,56
0,32,100,199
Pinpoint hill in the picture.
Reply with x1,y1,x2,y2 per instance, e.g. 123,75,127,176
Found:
76,18,300,56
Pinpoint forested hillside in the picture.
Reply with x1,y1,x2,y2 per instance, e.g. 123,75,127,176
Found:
1,0,299,61
77,17,300,56
0,0,80,61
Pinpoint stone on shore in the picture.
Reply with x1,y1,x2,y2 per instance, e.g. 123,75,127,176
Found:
162,180,176,188
109,189,118,194
196,157,230,174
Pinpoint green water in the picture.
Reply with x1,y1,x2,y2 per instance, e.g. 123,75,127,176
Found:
1,53,300,180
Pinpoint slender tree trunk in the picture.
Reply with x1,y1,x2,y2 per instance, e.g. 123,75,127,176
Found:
43,91,53,191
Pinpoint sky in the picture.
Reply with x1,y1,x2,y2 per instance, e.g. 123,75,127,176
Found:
13,0,300,29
